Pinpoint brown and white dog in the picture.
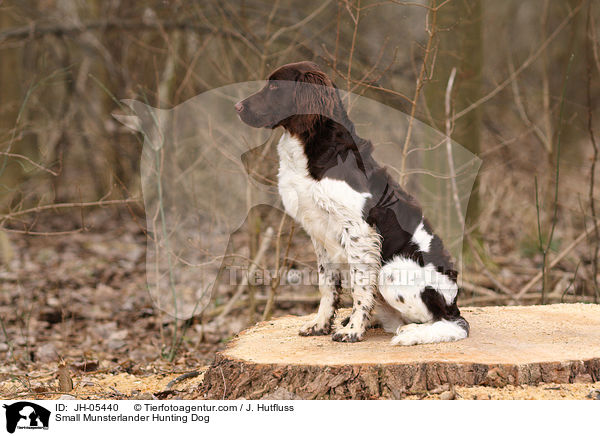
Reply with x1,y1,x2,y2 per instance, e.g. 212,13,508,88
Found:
235,61,469,344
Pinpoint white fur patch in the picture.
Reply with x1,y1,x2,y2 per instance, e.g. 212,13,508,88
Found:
390,319,468,346
374,301,406,333
378,256,458,323
277,132,371,261
378,255,465,346
411,220,433,253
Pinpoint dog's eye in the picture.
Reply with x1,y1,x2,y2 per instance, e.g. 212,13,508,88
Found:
269,83,278,90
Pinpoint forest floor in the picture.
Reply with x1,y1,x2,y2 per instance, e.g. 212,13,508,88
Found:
1,211,599,400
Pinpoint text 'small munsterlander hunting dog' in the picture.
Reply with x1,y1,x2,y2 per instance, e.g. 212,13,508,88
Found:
235,61,469,345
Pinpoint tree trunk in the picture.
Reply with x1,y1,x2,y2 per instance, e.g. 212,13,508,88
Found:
0,7,35,208
197,305,600,399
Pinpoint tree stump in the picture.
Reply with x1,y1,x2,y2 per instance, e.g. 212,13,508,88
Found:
198,304,600,399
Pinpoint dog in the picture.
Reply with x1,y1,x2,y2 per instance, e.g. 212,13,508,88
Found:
235,61,469,345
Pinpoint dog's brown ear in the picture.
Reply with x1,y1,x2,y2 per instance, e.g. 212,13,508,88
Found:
292,70,337,131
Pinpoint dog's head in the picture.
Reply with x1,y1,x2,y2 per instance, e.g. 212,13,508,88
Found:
235,61,342,134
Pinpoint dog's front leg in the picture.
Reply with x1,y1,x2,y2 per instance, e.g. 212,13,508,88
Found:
332,223,381,343
299,237,341,336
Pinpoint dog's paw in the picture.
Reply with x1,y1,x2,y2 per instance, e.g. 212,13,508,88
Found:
390,323,422,346
332,326,364,343
299,320,332,336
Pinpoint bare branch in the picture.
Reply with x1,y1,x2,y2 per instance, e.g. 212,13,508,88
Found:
0,151,57,176
0,198,140,222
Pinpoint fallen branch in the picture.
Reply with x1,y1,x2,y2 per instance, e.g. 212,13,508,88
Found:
166,370,201,389
460,280,498,298
462,292,597,306
515,226,595,300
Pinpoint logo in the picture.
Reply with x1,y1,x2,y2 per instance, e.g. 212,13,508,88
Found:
114,84,480,321
3,402,50,434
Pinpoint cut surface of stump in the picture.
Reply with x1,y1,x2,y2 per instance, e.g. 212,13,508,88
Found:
198,304,600,399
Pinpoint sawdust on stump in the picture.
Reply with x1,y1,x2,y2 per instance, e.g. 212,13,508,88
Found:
198,304,600,399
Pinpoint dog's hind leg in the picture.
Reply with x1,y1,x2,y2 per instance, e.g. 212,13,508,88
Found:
390,287,469,345
379,257,469,345
340,295,401,331
372,295,405,332
299,238,341,336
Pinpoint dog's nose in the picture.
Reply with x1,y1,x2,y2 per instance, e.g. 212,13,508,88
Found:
235,101,244,112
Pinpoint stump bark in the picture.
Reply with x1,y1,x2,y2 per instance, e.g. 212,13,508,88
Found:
197,304,600,399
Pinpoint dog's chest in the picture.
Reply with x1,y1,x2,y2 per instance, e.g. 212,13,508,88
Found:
276,133,370,256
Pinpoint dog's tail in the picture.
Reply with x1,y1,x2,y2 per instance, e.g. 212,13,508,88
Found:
390,316,469,346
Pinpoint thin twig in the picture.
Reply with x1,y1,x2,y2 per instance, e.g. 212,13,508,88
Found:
535,53,573,304
444,68,460,223
217,227,274,322
0,151,58,176
0,19,257,48
586,0,600,302
444,66,514,298
400,0,438,183
534,177,548,303
262,214,293,321
346,0,361,95
452,1,583,122
516,226,596,299
507,52,551,153
460,280,499,298
266,0,333,46
0,198,140,222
